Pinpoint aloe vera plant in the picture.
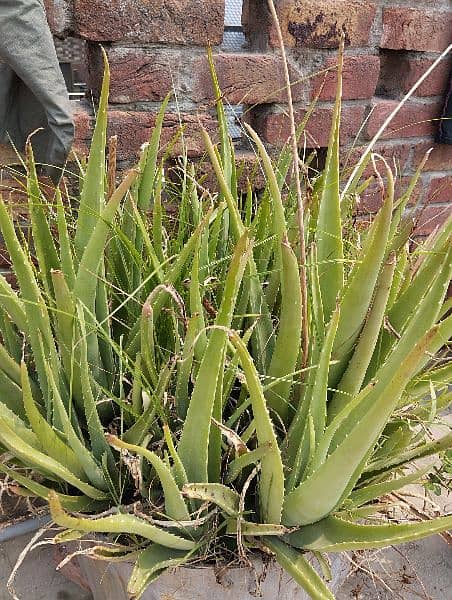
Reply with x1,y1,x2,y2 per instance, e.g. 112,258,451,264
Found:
0,50,450,600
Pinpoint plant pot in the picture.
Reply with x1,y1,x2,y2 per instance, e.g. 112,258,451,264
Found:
57,546,349,600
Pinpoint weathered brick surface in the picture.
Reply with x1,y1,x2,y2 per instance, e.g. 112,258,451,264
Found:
311,55,380,101
73,0,225,45
251,0,377,48
44,0,71,36
72,105,92,157
427,176,452,204
252,105,366,147
379,55,452,98
413,142,452,172
414,203,452,237
342,142,413,177
193,54,304,104
381,8,452,52
88,47,180,103
365,100,444,140
357,175,423,214
108,111,218,161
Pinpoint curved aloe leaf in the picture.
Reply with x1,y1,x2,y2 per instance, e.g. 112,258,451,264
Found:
315,50,344,322
0,418,107,499
265,241,302,423
265,538,334,600
329,254,396,418
74,47,109,256
287,514,452,552
48,491,194,550
182,483,240,516
107,435,190,522
178,232,252,483
283,325,438,526
128,544,192,600
21,362,84,479
229,332,284,524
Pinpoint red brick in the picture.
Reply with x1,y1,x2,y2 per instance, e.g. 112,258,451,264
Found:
381,8,452,53
311,55,380,101
342,141,412,177
197,151,267,192
248,0,377,49
88,47,179,104
426,176,452,204
414,204,452,237
252,105,366,148
357,175,423,214
365,100,444,140
379,55,452,98
44,0,71,36
193,53,304,105
413,142,452,172
72,104,92,157
73,0,225,45
108,111,218,161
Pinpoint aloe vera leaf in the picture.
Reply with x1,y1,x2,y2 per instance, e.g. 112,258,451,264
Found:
329,165,394,388
126,209,213,353
182,483,240,516
226,520,288,536
348,466,432,507
25,144,60,296
74,169,138,321
364,432,452,475
178,232,252,483
0,195,57,398
287,514,452,552
265,538,334,600
315,53,344,323
21,362,84,478
138,92,171,212
329,254,396,419
0,342,21,387
265,241,302,424
226,442,272,484
0,464,104,512
107,435,190,522
189,240,207,360
123,361,174,446
74,48,109,256
202,129,274,371
0,419,107,499
128,545,191,600
209,359,226,483
55,188,75,289
152,166,165,263
309,243,325,341
0,361,28,417
407,362,452,399
0,276,27,333
282,325,438,526
45,363,107,490
307,306,340,455
76,305,115,468
163,425,188,489
48,491,194,550
229,332,285,524
175,316,199,419
51,269,84,406
388,240,451,339
0,401,40,448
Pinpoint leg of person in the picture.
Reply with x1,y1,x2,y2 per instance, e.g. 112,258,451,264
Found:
0,0,74,181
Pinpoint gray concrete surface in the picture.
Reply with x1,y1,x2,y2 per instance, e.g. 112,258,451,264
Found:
0,533,92,600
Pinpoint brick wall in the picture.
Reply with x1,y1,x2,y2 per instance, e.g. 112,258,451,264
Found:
45,0,451,236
